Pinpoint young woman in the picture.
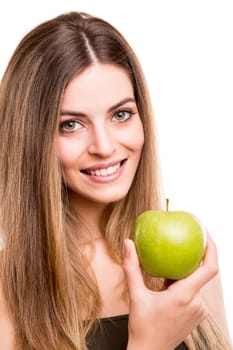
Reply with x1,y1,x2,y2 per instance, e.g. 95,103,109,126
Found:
0,11,232,350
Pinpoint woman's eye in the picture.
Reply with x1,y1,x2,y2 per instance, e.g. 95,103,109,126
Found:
112,110,134,122
59,120,83,132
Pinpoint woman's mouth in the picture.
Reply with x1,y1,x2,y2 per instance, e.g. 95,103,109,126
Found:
81,160,126,177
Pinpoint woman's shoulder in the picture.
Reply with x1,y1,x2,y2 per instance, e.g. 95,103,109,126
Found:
0,279,15,349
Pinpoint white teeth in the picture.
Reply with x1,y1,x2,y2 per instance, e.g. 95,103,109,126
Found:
89,162,121,176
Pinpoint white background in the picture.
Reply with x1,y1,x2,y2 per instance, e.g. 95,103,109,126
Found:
0,0,232,341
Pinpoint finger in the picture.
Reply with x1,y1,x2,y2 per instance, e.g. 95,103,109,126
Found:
171,233,218,297
123,239,146,299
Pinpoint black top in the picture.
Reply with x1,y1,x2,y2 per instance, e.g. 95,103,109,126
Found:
86,314,188,350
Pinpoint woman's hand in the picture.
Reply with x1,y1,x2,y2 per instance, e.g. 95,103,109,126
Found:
123,234,218,350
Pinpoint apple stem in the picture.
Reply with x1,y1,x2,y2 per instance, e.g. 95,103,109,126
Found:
166,198,169,211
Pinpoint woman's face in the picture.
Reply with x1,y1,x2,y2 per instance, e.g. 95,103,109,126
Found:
57,63,144,205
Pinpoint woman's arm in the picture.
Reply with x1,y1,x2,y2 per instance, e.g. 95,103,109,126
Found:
0,281,15,350
201,272,232,345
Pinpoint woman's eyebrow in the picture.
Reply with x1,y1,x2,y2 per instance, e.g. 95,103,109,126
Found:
107,97,136,112
60,97,136,117
60,110,85,117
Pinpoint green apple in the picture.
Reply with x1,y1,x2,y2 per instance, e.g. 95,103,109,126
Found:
132,210,206,280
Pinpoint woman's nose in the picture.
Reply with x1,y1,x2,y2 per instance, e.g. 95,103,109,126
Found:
87,124,116,157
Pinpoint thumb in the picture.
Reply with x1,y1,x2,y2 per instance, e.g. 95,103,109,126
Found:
123,239,146,298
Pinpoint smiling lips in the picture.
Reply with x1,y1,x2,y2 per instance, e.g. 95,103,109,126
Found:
82,160,126,177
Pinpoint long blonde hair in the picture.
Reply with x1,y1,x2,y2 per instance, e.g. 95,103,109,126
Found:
0,11,230,349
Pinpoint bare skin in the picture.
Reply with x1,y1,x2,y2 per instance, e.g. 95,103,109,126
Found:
0,282,15,349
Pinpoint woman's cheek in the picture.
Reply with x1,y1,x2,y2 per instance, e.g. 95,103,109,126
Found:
126,122,144,151
57,137,84,167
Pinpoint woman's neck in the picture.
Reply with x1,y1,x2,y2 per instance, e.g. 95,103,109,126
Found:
68,190,109,240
